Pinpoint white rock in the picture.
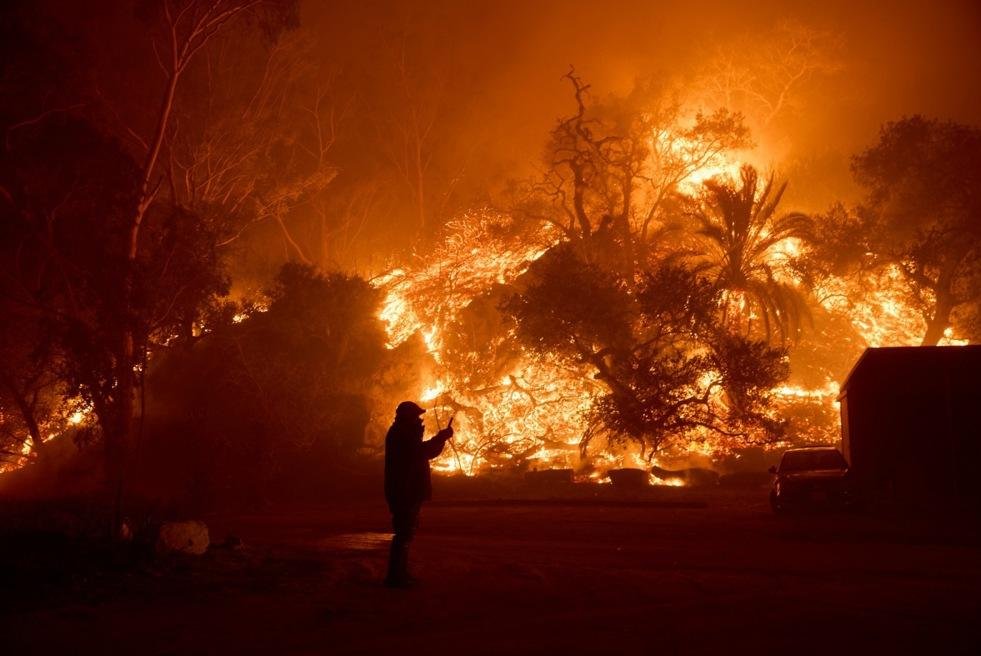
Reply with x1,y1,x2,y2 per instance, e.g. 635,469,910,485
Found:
156,520,210,555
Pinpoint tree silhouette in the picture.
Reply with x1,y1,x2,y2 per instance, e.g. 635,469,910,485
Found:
512,71,749,272
850,117,981,345
0,0,299,526
143,263,386,506
805,117,981,345
0,308,63,466
505,247,787,459
686,165,812,343
696,21,843,130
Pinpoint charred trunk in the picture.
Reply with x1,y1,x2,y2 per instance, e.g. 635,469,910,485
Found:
921,294,954,346
106,331,137,536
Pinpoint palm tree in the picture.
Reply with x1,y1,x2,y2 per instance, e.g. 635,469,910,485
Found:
689,165,813,343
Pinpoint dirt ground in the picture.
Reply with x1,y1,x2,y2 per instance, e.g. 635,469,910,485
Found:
3,486,980,655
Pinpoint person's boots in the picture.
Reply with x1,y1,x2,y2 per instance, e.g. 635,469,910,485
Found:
398,541,415,586
384,540,400,586
384,539,414,588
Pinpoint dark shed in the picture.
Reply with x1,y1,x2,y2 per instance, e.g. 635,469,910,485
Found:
838,345,981,509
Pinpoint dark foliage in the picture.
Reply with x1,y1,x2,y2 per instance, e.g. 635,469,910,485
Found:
141,263,387,508
0,113,228,445
506,247,787,458
439,283,521,390
680,165,813,343
811,116,981,345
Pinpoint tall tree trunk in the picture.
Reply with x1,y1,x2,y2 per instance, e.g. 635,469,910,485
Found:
107,52,180,535
101,0,260,536
107,333,137,533
921,298,953,346
616,172,634,276
572,165,590,239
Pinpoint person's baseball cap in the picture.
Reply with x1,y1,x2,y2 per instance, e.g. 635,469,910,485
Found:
395,401,426,417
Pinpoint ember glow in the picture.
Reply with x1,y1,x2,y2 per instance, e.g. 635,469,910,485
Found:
1,0,977,488
654,127,745,194
368,89,977,478
3,5,980,651
817,265,969,348
0,402,92,474
373,211,593,475
372,164,967,478
373,196,810,477
376,212,557,354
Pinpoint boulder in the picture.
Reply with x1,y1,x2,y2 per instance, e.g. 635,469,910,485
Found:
156,520,210,556
524,468,574,486
651,465,720,487
608,468,649,488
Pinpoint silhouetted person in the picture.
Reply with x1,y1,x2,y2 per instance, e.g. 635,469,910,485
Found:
384,401,453,588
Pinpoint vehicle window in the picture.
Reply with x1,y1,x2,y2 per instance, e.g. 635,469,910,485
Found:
780,449,846,471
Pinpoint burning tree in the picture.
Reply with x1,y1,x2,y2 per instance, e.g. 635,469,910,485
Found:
808,117,981,346
507,248,788,460
851,117,981,345
680,164,813,343
372,210,582,473
511,71,750,271
375,73,797,474
0,306,64,467
695,21,844,131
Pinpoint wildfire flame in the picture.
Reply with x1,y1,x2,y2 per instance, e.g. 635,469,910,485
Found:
372,210,598,476
0,403,92,474
4,144,964,483
816,265,968,347
371,175,965,481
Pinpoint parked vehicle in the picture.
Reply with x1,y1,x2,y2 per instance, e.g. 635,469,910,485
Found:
769,446,852,513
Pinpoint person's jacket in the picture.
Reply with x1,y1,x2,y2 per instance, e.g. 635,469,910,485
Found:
384,417,449,510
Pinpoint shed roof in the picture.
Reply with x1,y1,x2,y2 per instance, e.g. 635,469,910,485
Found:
837,345,981,400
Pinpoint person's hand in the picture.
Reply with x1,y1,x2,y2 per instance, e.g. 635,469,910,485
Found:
436,427,454,441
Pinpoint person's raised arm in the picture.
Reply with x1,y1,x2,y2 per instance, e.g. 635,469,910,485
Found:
422,421,454,459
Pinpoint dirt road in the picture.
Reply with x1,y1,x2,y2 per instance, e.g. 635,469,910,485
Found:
4,489,980,654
